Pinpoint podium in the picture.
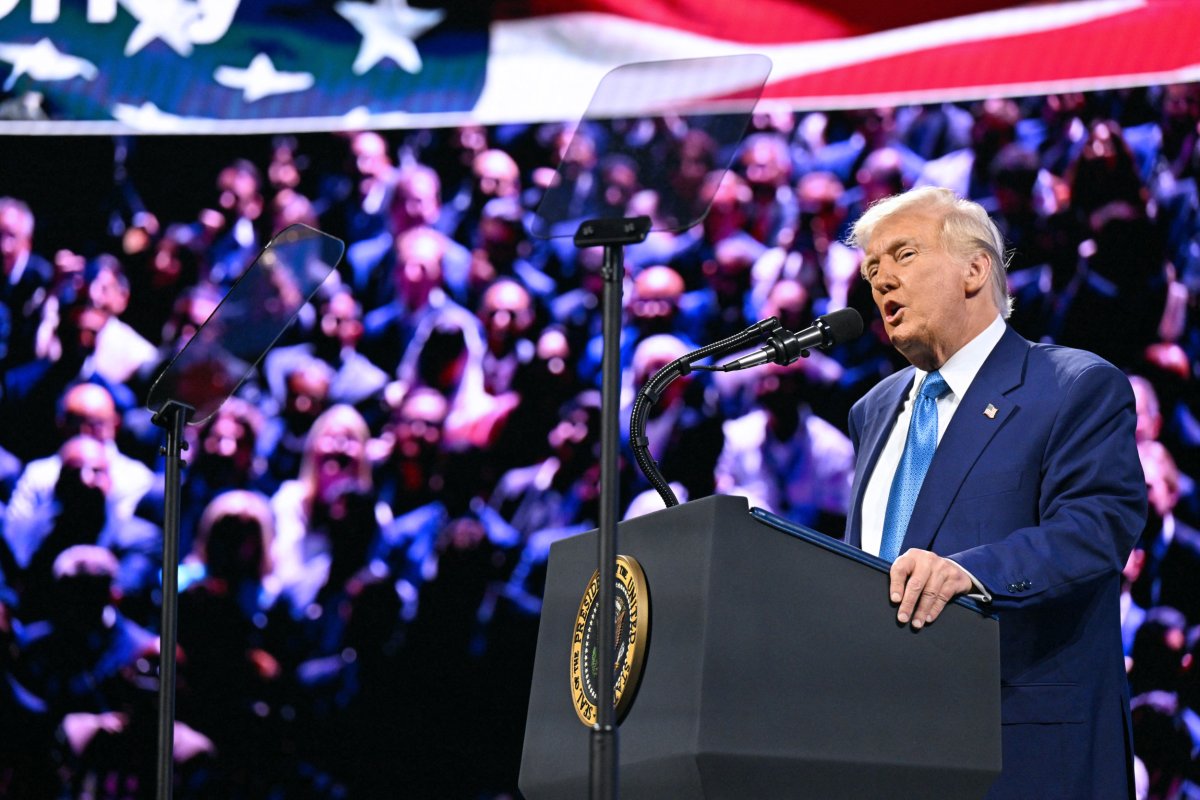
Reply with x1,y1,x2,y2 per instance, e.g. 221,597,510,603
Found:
519,495,1001,799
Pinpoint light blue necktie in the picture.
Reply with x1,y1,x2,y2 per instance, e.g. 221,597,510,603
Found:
879,371,950,562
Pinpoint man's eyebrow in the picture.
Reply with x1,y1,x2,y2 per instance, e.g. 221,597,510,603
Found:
862,236,918,270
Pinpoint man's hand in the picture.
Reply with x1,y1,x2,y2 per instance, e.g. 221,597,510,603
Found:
889,548,973,629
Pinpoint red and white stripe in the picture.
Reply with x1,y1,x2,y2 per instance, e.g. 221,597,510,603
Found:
475,0,1200,122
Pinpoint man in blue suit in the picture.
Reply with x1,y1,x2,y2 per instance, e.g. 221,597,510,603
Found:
844,186,1146,799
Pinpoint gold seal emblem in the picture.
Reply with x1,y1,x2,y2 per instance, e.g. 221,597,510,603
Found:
569,555,650,727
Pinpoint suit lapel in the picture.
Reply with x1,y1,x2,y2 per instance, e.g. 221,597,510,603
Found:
848,370,914,548
902,327,1029,553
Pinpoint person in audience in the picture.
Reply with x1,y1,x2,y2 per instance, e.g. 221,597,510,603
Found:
269,404,374,615
0,196,53,369
1135,441,1200,625
6,436,160,621
716,361,854,531
6,383,155,530
264,285,389,412
86,255,157,385
178,490,296,793
259,360,333,486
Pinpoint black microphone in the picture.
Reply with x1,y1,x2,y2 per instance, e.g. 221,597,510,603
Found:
716,307,864,371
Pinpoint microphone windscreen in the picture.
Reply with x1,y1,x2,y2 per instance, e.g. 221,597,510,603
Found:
823,307,864,344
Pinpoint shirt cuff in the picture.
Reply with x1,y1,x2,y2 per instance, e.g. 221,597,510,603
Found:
948,558,993,603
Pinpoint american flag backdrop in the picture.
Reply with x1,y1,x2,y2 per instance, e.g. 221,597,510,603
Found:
0,0,1197,131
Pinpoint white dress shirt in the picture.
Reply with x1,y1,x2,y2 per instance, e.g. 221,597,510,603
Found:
861,315,1007,572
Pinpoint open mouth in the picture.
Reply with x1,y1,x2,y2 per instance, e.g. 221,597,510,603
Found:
883,300,904,324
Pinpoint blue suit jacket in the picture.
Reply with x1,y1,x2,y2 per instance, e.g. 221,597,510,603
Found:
845,326,1145,800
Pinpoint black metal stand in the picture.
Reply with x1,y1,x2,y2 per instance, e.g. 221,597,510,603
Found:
629,317,782,508
573,216,651,800
150,399,194,800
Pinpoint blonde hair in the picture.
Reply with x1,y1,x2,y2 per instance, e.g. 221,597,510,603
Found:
848,186,1013,318
298,404,372,503
193,490,276,578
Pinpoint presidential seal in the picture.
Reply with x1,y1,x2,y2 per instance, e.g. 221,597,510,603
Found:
569,555,649,727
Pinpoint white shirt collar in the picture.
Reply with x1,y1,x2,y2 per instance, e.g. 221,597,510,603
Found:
912,314,1006,399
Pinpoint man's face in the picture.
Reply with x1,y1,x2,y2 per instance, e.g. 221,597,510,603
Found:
762,280,809,333
481,282,532,347
798,173,847,244
479,212,519,253
351,132,391,183
312,418,365,502
152,240,185,287
396,232,444,308
1132,382,1162,443
601,162,638,210
392,392,447,463
859,107,897,147
548,407,594,462
319,292,363,350
60,438,112,496
703,173,748,240
70,307,109,356
201,412,255,476
89,268,128,316
473,151,519,200
63,386,118,442
1142,451,1179,519
705,245,753,301
863,210,972,369
674,134,713,195
631,268,683,331
286,369,330,424
217,166,261,218
1163,84,1200,137
394,171,440,230
741,139,788,190
0,206,30,271
166,295,217,349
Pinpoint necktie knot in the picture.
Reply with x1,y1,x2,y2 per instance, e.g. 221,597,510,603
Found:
919,371,950,401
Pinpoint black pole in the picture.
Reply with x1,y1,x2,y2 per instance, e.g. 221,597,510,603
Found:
592,240,623,800
151,399,193,800
572,217,650,800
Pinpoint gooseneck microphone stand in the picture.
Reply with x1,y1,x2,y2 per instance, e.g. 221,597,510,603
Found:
628,318,782,508
573,215,651,800
630,307,864,508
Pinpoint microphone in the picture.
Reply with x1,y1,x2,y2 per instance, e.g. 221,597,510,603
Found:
716,307,864,371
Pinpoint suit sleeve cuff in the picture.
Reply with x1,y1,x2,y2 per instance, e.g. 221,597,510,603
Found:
948,558,993,603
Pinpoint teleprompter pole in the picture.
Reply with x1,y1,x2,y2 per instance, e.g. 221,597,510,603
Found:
151,399,194,800
140,223,346,800
573,217,651,800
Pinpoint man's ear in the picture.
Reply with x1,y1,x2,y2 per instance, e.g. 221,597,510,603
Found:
964,251,992,297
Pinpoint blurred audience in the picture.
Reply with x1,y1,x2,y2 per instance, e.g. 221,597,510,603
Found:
1,86,1199,797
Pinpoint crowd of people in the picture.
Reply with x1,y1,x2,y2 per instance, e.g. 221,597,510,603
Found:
1,83,1199,798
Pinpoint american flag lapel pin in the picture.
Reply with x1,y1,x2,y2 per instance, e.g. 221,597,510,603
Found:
983,403,998,419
